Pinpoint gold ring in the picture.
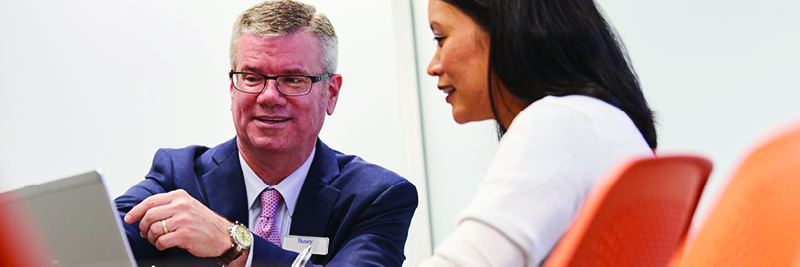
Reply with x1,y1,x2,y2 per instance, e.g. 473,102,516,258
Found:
161,219,169,234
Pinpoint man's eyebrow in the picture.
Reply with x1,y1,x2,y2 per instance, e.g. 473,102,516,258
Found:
234,66,311,75
281,69,309,75
237,66,258,73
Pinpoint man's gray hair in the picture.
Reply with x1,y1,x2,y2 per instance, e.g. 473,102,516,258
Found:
230,0,338,74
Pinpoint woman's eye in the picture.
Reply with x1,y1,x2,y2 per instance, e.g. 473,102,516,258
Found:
434,36,446,47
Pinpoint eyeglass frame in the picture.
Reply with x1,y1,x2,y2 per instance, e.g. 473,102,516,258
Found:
228,71,333,96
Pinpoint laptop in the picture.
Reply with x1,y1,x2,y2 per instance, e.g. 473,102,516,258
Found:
0,170,137,267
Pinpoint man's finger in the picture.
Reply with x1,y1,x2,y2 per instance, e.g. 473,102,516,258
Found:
146,219,162,244
147,218,172,245
138,204,176,236
124,192,174,224
154,229,182,251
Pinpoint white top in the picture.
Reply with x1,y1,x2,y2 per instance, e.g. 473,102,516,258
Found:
420,95,653,267
239,147,316,267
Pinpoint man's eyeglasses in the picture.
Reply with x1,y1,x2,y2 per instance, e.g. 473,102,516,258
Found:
229,71,332,96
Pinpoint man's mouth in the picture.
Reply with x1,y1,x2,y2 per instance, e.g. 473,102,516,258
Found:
442,87,454,94
256,117,289,123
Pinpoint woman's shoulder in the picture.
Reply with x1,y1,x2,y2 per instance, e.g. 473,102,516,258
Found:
511,95,648,149
525,95,620,116
518,95,632,127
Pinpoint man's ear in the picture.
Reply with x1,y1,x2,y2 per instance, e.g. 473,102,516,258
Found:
325,74,342,115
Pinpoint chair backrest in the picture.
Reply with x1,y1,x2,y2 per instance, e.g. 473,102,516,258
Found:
0,191,50,267
677,122,800,267
543,155,712,267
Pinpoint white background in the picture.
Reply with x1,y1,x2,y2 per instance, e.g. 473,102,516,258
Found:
2,0,800,265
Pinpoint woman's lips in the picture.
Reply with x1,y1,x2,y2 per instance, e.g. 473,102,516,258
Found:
439,86,455,103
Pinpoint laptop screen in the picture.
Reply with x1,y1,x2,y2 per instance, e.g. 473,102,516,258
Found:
0,171,136,267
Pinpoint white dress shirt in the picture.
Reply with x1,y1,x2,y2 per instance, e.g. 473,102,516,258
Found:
239,147,315,267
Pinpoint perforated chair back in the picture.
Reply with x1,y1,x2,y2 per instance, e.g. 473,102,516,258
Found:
677,122,800,267
543,155,712,267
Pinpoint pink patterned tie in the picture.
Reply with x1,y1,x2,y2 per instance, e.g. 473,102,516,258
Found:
254,189,282,246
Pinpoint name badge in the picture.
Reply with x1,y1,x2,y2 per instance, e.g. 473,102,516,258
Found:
282,235,329,255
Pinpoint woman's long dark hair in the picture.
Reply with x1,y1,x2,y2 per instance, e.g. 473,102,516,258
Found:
441,0,657,148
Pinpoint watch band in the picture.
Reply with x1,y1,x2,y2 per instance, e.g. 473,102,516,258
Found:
215,222,250,266
215,243,241,266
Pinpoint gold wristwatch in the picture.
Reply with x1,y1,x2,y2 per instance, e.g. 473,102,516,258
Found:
215,222,253,266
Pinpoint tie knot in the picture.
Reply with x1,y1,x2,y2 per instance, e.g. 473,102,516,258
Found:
259,189,282,218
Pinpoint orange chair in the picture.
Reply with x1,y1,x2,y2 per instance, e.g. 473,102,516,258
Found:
674,122,800,267
543,155,712,267
0,191,50,267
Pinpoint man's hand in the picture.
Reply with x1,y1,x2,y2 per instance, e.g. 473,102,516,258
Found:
123,189,233,258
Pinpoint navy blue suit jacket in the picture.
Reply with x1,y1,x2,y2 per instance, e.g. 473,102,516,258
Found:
115,138,418,267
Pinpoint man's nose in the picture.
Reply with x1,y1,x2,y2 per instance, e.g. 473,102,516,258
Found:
256,80,286,105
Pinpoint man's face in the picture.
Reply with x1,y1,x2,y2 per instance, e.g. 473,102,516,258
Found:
231,32,340,157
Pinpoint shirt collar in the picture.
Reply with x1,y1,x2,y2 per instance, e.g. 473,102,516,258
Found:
239,147,315,217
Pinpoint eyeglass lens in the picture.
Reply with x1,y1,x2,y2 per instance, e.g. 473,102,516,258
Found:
232,73,313,95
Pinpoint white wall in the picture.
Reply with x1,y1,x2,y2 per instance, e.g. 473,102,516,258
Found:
411,0,800,248
0,0,431,265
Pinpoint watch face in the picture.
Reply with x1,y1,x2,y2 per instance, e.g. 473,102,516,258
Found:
233,225,253,247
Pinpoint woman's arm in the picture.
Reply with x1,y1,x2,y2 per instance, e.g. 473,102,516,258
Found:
418,219,526,267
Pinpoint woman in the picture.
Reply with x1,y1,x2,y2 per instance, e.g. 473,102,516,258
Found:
420,0,657,266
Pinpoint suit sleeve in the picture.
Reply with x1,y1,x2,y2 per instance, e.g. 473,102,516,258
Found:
324,180,418,267
250,236,302,267
114,149,176,266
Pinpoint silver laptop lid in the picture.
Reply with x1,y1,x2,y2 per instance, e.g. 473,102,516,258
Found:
0,170,136,267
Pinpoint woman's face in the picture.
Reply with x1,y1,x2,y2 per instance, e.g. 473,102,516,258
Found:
427,0,494,124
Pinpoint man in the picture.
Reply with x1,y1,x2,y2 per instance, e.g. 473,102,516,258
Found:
115,1,418,266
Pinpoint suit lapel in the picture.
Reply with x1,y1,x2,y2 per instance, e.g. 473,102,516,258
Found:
198,138,340,233
290,139,341,237
202,138,250,226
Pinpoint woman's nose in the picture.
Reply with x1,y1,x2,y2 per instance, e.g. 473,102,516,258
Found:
427,52,442,76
